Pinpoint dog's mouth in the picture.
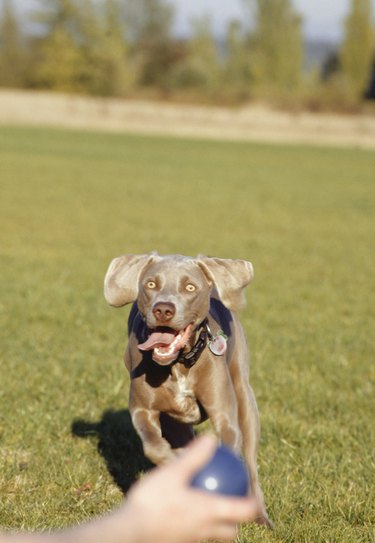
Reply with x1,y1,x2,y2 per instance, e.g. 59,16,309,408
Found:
138,324,194,365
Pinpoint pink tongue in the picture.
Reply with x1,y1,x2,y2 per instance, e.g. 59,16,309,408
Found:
138,331,177,351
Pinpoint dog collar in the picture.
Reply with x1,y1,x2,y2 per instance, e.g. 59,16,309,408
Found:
177,319,209,368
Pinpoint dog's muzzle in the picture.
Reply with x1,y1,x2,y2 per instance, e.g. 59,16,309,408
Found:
138,324,194,365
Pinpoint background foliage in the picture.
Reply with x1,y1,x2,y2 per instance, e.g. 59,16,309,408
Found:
0,0,375,110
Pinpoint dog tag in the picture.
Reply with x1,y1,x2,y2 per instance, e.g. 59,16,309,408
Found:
208,331,227,356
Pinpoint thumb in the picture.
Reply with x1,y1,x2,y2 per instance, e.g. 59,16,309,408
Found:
175,434,218,483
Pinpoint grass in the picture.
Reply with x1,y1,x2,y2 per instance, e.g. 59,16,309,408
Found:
0,125,374,542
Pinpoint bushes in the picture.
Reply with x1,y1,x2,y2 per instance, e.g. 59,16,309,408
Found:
0,0,374,111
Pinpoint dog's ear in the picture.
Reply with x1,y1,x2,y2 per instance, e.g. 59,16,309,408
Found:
196,256,254,311
104,253,157,307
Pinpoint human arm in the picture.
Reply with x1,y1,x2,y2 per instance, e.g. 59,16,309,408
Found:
3,434,258,543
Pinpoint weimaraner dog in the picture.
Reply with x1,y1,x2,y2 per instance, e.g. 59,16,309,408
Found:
104,252,271,526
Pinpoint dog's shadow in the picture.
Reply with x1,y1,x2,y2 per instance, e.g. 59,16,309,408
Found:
71,409,153,493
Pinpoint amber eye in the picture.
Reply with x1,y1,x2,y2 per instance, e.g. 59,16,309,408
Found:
147,281,157,289
185,283,196,292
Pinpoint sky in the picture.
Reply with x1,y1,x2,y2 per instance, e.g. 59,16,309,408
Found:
172,0,375,41
172,0,348,40
12,0,375,42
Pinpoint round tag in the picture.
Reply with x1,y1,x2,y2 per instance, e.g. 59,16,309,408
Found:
208,334,227,356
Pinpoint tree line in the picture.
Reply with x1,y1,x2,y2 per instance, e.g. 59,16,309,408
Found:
0,0,374,111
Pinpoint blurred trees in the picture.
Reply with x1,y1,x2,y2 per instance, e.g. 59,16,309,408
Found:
0,0,26,86
0,0,375,111
32,0,133,95
79,0,134,96
170,16,221,96
32,0,84,92
340,0,374,100
247,0,303,96
222,21,252,100
125,0,176,88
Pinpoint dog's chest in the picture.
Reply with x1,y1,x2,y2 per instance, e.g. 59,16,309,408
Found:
164,366,201,424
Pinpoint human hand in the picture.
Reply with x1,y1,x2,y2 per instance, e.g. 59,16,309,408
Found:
1,435,257,543
123,434,258,543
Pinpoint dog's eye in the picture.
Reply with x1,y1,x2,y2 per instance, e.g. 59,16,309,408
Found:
146,281,157,289
185,283,196,292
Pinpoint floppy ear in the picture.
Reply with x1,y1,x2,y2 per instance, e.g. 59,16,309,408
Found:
196,256,254,311
104,253,157,307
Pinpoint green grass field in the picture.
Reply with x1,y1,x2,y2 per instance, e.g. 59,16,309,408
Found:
0,125,374,542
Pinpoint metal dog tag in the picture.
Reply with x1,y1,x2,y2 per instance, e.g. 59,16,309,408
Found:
208,331,227,356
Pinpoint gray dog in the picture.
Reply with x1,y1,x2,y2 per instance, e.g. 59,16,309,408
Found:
104,252,271,526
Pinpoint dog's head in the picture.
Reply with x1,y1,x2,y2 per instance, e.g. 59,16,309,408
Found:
104,252,253,365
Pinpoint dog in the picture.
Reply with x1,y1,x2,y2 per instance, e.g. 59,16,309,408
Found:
104,252,271,526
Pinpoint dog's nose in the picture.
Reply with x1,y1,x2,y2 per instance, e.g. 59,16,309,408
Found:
152,302,176,323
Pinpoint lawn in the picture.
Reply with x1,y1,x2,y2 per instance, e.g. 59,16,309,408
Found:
0,125,374,542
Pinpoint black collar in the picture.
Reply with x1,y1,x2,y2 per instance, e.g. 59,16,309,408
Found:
176,319,209,368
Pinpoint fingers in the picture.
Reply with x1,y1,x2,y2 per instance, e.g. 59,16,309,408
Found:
174,433,259,525
174,433,218,482
211,496,258,524
201,522,239,542
199,498,257,542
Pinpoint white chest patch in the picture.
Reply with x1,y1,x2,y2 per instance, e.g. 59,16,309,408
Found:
175,374,193,400
167,368,201,424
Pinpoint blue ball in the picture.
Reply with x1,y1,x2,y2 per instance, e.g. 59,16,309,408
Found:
190,444,250,497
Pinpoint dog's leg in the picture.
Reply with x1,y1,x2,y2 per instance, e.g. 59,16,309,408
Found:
131,408,175,465
230,354,273,528
200,372,243,453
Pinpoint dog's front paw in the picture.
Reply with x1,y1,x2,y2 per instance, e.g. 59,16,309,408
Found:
255,512,274,529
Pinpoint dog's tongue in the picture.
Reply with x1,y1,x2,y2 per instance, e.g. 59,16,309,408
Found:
138,331,176,351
